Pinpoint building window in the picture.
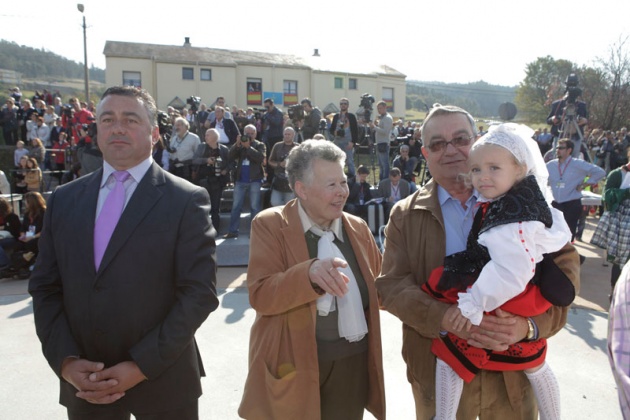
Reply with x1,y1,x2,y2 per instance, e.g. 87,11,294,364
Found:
382,87,394,112
334,77,343,89
283,80,298,105
349,78,357,90
122,71,141,88
247,78,262,106
182,67,194,80
200,69,212,81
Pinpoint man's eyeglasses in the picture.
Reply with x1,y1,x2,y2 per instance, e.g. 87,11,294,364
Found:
339,102,349,106
427,135,474,153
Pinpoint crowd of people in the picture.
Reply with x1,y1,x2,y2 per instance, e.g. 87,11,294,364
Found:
0,83,627,418
130,94,430,237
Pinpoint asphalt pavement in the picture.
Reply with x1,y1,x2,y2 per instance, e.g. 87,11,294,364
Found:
0,215,622,419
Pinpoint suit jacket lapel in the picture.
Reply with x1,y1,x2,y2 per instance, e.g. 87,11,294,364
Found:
97,163,165,276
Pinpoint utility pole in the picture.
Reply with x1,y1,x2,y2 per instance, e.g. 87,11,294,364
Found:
77,4,89,102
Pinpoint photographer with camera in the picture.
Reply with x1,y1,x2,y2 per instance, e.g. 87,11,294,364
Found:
370,100,393,181
192,128,229,231
268,127,298,206
299,98,322,140
329,98,358,178
184,96,202,135
224,124,266,239
74,123,102,176
168,117,201,182
547,74,589,160
261,98,284,185
69,97,94,144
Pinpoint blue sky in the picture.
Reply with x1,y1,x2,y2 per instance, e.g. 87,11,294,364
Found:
1,0,627,86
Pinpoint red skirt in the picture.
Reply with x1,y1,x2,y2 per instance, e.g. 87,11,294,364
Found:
422,266,551,382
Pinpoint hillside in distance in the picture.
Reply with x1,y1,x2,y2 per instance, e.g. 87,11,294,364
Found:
0,39,105,82
407,80,517,118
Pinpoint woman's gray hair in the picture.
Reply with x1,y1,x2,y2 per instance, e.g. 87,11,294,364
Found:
286,140,346,190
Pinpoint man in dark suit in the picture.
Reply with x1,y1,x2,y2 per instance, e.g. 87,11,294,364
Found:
329,98,359,177
376,167,411,221
28,86,219,419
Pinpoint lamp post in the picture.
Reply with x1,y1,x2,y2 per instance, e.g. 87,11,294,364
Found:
77,4,89,102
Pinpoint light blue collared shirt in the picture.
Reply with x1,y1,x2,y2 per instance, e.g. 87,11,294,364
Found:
438,185,478,257
96,157,153,220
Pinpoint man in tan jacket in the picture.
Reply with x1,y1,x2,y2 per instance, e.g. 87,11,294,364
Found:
376,105,580,419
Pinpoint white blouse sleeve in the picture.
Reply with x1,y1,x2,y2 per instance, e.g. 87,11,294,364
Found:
458,211,571,325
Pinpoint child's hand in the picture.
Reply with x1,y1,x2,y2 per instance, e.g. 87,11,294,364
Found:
448,307,472,332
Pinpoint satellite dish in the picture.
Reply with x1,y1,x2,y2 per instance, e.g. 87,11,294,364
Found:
498,102,517,121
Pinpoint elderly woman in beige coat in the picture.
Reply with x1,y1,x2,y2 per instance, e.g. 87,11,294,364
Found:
239,140,385,420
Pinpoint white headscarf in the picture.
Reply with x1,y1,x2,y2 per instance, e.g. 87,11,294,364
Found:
472,123,552,203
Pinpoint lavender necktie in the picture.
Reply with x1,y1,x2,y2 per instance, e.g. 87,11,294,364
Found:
94,171,130,270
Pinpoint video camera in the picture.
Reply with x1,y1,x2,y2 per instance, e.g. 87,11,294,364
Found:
157,110,175,153
186,96,201,112
359,93,375,122
81,122,97,138
565,73,582,105
287,104,305,124
62,105,73,118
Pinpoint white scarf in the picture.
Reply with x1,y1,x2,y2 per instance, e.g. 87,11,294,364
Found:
310,227,368,343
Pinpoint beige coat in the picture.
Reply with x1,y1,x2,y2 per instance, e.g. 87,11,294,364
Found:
239,200,385,420
376,179,581,418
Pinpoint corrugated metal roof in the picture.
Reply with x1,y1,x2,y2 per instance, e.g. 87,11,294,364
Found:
103,41,405,77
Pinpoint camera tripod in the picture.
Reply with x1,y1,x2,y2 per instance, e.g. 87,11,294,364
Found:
359,124,378,186
546,102,588,162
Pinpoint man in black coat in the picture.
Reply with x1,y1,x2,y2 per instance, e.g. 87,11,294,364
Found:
210,106,241,147
29,86,218,419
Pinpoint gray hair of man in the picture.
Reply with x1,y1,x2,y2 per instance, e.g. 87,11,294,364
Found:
205,128,220,141
420,103,477,139
243,124,257,136
97,86,158,126
399,144,410,152
286,140,346,191
174,116,190,130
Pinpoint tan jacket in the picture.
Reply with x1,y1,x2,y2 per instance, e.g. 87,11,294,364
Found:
375,180,580,417
239,200,385,420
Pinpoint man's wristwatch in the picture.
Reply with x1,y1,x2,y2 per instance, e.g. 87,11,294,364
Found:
526,318,536,341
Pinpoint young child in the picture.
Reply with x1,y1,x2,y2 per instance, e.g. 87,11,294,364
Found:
422,124,575,420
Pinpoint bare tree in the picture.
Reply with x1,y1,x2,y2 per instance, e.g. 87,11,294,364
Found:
594,35,630,129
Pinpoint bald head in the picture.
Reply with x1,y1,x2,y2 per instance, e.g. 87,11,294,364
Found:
205,128,220,145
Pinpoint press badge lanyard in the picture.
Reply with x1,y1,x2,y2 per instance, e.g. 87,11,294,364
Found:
391,184,399,201
557,157,572,188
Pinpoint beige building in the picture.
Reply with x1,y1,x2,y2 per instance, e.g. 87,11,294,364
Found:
103,39,406,119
